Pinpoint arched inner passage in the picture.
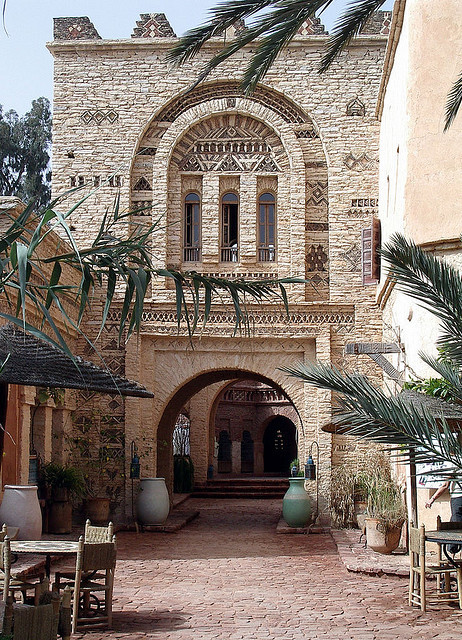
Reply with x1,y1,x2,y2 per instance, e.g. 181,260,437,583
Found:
156,371,301,490
263,416,297,475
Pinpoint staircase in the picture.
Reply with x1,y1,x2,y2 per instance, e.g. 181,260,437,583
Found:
193,477,289,499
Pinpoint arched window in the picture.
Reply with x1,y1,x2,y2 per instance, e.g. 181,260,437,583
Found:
221,192,239,262
183,193,201,262
258,192,276,262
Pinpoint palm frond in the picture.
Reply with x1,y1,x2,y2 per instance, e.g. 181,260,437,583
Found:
320,0,384,72
382,233,462,361
444,70,462,132
282,361,462,476
169,0,328,91
167,0,277,65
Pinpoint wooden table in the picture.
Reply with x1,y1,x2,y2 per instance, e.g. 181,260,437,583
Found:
10,539,79,578
425,529,462,566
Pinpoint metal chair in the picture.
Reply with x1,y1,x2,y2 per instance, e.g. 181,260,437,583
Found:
409,523,462,611
54,535,117,633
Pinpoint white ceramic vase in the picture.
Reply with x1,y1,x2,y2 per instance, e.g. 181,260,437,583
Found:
0,485,42,540
135,478,170,525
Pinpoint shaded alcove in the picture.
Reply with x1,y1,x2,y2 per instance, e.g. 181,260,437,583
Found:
263,416,297,475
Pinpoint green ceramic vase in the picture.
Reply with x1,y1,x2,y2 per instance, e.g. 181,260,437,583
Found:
282,478,312,527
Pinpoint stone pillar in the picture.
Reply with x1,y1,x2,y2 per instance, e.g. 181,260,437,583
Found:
188,389,212,484
239,173,257,266
231,440,241,474
18,387,36,485
201,173,220,262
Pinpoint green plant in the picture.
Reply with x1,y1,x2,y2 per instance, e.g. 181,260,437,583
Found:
289,459,303,477
363,472,406,533
174,455,195,493
39,461,86,499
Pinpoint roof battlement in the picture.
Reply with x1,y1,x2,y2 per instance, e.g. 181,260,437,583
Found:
53,16,101,40
131,13,176,38
52,10,391,42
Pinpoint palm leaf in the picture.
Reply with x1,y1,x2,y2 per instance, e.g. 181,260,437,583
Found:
444,70,462,132
381,234,462,361
320,0,385,73
282,361,462,477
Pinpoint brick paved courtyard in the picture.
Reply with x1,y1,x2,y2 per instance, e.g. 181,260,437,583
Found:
71,499,461,639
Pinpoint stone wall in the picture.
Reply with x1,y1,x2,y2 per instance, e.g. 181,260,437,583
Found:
48,13,388,522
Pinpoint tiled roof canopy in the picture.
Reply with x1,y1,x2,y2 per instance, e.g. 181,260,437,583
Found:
0,324,153,398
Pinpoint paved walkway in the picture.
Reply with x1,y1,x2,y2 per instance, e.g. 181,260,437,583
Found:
68,499,461,639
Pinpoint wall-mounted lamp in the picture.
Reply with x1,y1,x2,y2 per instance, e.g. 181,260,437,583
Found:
305,441,320,524
130,441,140,479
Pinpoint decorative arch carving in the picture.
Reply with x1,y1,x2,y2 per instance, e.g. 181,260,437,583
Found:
170,113,289,173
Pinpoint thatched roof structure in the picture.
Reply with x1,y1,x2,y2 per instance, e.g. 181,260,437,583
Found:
0,324,153,398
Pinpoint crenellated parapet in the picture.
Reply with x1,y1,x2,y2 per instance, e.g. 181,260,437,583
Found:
53,16,101,40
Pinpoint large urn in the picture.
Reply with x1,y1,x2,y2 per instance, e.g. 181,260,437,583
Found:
0,485,42,540
135,478,170,525
282,478,312,528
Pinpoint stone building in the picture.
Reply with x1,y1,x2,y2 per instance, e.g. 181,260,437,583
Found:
40,10,390,523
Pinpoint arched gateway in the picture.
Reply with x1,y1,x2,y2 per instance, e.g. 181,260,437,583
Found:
48,12,388,525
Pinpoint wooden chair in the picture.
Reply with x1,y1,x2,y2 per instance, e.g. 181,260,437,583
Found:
0,583,71,640
409,523,462,611
84,519,114,543
0,523,20,541
54,520,114,585
54,535,117,633
0,536,43,604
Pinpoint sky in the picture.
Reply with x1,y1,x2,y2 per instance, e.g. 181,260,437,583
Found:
0,0,393,116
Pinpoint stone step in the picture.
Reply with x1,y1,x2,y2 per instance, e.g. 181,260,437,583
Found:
193,477,289,499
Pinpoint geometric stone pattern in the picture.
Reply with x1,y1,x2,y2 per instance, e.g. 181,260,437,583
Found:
344,152,378,172
132,13,176,38
297,17,327,35
172,114,286,174
81,110,119,125
360,10,392,35
346,97,366,117
54,17,101,40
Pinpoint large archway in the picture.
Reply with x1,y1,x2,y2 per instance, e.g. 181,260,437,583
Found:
263,416,297,475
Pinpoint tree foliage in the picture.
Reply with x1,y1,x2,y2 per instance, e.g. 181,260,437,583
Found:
168,0,461,130
282,234,462,479
0,98,52,208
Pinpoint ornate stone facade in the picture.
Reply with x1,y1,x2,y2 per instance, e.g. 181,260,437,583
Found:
48,12,388,523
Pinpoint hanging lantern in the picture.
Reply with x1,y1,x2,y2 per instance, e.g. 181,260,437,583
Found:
305,454,316,480
130,441,140,479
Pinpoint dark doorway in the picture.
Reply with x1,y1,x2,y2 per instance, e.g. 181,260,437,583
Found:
217,430,232,473
240,430,254,473
263,417,297,475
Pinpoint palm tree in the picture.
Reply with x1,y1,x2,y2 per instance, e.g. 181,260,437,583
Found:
168,0,461,131
282,234,462,478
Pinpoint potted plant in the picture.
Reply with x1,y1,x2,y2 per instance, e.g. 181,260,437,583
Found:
39,462,86,534
362,471,407,554
70,409,123,524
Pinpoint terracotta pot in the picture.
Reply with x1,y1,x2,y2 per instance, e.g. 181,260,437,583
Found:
0,485,42,540
365,517,403,554
48,499,73,534
84,497,110,525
